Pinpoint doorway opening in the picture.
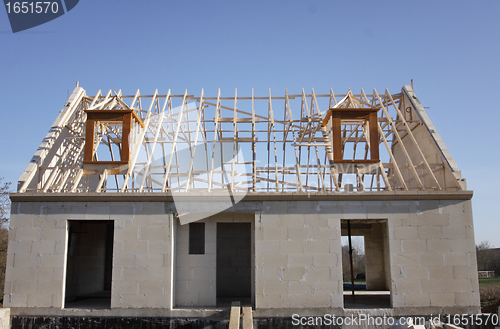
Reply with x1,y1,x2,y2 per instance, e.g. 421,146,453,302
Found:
64,220,114,309
216,223,251,306
341,219,391,309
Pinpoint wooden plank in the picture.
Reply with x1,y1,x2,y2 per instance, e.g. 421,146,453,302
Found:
121,89,158,192
374,88,424,190
161,90,187,192
378,124,408,190
139,91,170,192
242,306,253,329
229,301,241,329
185,89,204,192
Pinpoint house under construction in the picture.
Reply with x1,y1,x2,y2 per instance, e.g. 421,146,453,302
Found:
5,85,480,322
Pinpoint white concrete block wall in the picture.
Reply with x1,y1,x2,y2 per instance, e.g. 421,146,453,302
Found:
4,197,479,315
4,201,173,310
390,199,480,313
112,203,172,309
255,201,343,310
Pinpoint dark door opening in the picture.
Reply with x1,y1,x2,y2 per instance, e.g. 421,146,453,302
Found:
216,223,251,305
65,220,114,309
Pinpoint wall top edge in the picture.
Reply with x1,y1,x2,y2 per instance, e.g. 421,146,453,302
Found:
9,191,473,202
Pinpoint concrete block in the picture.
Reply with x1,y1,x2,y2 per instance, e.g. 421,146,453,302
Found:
31,240,56,254
417,226,442,239
139,280,164,295
140,226,167,241
280,240,304,254
282,267,306,281
12,280,35,295
113,280,139,294
279,214,305,227
455,292,479,307
147,266,171,281
453,265,477,280
304,215,329,228
306,267,330,281
446,279,472,293
28,293,53,307
260,214,281,228
402,239,427,253
393,226,418,240
257,241,280,254
422,279,446,293
305,240,329,254
36,280,63,295
396,253,420,267
396,280,422,294
175,292,199,307
122,268,147,281
34,267,54,282
313,253,337,267
450,239,474,253
430,292,455,306
289,281,313,295
287,227,312,240
40,254,63,268
263,280,288,295
121,294,147,308
428,265,453,280
138,254,163,267
427,239,451,253
192,267,215,281
420,252,444,266
7,241,31,255
145,293,170,308
263,253,287,266
123,240,147,254
197,292,216,307
41,228,65,241
256,293,281,308
442,226,467,239
311,227,336,240
404,266,429,280
18,227,41,241
444,252,468,266
282,293,330,308
114,253,137,268
405,293,431,307
263,227,288,240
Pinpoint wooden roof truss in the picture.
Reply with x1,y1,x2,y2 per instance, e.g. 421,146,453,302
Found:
17,86,466,194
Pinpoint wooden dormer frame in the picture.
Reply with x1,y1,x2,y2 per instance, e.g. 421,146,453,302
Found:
83,109,144,165
322,107,380,163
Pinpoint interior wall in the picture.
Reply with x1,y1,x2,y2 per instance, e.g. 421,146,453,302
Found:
175,212,254,307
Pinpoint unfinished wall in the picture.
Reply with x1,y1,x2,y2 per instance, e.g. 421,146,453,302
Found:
255,202,343,312
4,196,479,316
4,201,173,310
364,222,389,291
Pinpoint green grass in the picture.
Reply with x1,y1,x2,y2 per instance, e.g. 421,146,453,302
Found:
479,277,500,286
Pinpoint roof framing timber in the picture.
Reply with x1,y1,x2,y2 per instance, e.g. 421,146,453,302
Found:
17,86,466,194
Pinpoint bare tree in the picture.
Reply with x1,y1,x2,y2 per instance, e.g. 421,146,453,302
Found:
0,178,10,225
476,241,494,271
0,178,10,306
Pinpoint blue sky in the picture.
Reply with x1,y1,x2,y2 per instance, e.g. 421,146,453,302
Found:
1,1,499,246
